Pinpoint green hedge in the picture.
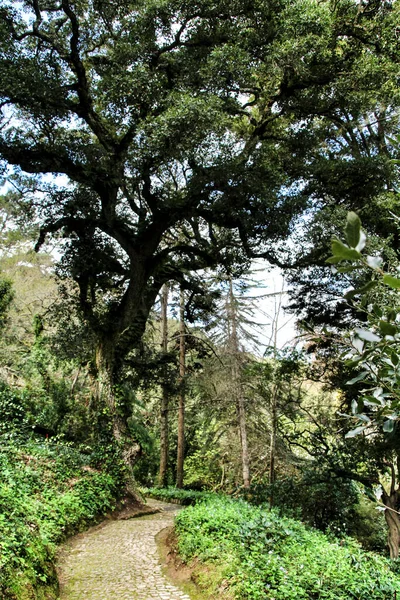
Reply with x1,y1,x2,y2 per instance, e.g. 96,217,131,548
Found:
0,439,124,600
175,496,400,600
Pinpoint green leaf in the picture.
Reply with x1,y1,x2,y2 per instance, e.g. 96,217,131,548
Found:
336,266,362,273
344,280,378,299
364,487,376,502
383,274,400,289
358,413,371,423
344,212,361,249
356,230,367,252
344,358,362,368
326,256,344,264
345,426,366,438
354,328,381,342
346,371,369,385
331,240,361,261
391,351,399,366
383,420,395,433
379,321,397,337
363,395,383,406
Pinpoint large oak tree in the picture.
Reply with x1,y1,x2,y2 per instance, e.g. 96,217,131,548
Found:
0,0,396,464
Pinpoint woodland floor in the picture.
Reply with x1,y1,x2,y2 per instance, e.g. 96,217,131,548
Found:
56,499,193,600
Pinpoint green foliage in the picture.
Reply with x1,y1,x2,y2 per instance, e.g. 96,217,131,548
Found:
327,211,400,435
0,381,30,436
350,495,388,554
175,496,400,600
0,274,13,331
143,486,217,505
241,472,359,535
0,438,125,599
1,0,397,381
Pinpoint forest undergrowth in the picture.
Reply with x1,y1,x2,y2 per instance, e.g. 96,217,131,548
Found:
174,496,400,600
0,393,125,600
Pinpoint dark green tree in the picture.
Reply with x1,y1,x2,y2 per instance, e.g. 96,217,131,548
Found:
0,0,397,464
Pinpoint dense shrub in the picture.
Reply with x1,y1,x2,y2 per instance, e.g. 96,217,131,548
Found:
0,438,125,599
0,382,30,435
241,472,359,533
175,496,400,600
143,486,217,505
240,472,388,553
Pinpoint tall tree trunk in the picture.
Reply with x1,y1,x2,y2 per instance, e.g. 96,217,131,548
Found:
159,284,169,487
383,489,400,559
95,339,142,501
269,386,278,507
176,288,186,489
268,284,283,506
228,278,250,489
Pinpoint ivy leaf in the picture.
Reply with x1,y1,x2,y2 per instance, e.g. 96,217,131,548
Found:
383,274,400,289
344,212,361,249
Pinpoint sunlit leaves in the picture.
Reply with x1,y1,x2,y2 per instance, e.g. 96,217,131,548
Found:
329,212,400,438
382,274,400,289
330,240,361,261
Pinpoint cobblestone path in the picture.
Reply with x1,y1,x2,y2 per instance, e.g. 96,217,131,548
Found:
57,499,190,600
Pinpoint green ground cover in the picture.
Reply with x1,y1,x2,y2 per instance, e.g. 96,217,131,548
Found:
143,486,218,505
0,437,124,600
175,496,400,600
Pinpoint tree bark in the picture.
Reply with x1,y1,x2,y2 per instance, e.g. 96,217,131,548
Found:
95,339,142,501
269,386,278,507
383,490,400,559
159,284,169,487
228,278,250,489
176,287,186,489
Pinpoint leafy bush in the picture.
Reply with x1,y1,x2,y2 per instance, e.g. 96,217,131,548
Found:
241,472,359,535
143,486,218,505
0,382,30,436
0,438,125,599
175,496,400,600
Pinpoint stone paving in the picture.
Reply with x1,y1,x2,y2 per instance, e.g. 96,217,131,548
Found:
58,499,191,600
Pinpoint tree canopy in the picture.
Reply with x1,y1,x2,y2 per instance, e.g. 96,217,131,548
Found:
1,0,396,371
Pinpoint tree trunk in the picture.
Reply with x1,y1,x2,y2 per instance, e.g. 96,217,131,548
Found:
236,389,250,488
95,340,142,501
383,490,400,559
269,386,278,507
159,284,169,487
176,288,186,489
228,278,250,489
